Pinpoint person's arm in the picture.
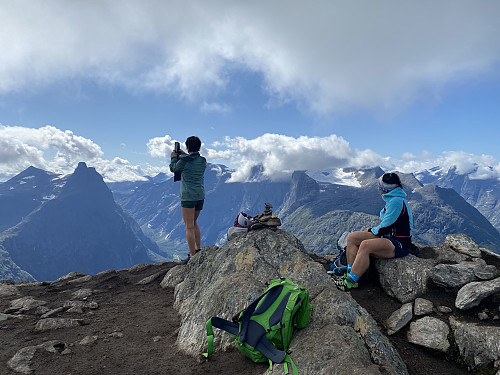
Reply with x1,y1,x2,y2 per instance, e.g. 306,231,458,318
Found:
370,198,403,236
169,153,186,173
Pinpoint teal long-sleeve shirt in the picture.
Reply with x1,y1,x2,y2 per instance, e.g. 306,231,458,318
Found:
169,152,207,201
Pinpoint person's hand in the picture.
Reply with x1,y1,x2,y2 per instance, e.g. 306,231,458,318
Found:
171,151,178,157
178,149,186,155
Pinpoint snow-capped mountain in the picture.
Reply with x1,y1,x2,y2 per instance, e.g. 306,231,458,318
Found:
415,165,500,232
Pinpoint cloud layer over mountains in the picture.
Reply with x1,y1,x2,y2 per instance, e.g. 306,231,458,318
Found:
2,124,500,182
1,1,499,113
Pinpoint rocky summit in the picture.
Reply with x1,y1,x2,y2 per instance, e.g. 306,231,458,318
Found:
1,229,499,375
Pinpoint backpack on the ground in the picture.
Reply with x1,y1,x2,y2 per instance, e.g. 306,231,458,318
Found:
202,277,313,375
227,212,253,241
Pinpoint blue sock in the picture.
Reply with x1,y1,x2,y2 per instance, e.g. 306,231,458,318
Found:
347,271,360,283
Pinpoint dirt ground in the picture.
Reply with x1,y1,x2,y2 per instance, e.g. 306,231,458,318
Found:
1,253,498,375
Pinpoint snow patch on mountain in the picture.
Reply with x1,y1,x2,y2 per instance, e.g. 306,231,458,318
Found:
306,168,361,187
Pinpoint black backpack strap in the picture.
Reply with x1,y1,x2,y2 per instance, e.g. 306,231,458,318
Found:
239,284,283,344
211,317,239,336
255,334,286,363
202,317,239,358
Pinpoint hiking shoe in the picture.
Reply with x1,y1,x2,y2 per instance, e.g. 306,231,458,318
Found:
332,274,358,291
180,256,190,264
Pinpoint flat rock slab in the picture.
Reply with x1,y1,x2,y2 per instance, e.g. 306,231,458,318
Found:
8,340,66,374
455,277,500,310
445,234,482,258
407,317,450,352
430,262,477,288
34,318,84,331
385,303,413,335
8,296,47,313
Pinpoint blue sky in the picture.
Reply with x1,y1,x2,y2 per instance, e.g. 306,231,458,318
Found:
1,1,500,182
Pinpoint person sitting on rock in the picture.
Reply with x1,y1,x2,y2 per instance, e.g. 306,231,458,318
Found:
333,172,415,292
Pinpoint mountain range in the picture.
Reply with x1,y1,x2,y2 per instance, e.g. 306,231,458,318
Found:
112,164,500,256
414,165,500,232
0,163,164,281
1,162,500,281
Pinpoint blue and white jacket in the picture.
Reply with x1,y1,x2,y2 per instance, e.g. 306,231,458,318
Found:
370,187,413,247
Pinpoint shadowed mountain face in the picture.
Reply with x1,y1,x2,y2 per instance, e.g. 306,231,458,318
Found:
113,164,291,257
415,166,500,232
0,163,163,281
0,166,66,233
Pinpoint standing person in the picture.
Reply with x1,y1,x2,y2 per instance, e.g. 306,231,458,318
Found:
170,136,207,263
333,172,416,291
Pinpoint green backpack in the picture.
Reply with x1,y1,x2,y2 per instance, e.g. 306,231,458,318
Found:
202,277,313,375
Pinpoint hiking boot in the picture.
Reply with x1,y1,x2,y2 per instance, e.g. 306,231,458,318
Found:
332,274,358,291
180,255,190,264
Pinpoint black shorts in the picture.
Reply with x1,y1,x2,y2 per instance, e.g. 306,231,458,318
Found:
181,200,204,210
387,238,410,258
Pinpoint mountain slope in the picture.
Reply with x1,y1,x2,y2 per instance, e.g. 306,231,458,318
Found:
0,162,164,281
415,166,500,232
113,164,291,257
0,166,66,233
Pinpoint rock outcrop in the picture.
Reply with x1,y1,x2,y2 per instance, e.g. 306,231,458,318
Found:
374,233,500,372
163,228,407,375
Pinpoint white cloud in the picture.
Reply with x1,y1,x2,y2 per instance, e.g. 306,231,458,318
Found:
394,150,500,180
0,125,147,182
201,101,231,114
0,1,499,113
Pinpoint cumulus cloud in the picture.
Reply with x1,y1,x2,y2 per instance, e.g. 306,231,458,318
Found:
394,150,500,180
148,133,386,181
0,125,147,182
1,1,499,113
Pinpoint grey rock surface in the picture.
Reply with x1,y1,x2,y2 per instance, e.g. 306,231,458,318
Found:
8,296,47,313
0,283,19,297
375,255,437,303
444,234,482,258
171,229,407,375
34,318,84,331
455,278,500,310
474,265,499,280
407,317,450,352
385,303,413,335
414,298,434,316
453,323,500,369
160,265,187,289
7,340,65,374
430,262,477,288
136,271,166,285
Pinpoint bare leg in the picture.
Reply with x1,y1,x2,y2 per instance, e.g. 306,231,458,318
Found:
351,238,395,277
346,231,378,265
194,210,201,250
182,207,196,256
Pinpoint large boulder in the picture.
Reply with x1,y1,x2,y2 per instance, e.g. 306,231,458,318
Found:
375,255,437,303
430,262,479,288
451,320,500,369
170,229,407,374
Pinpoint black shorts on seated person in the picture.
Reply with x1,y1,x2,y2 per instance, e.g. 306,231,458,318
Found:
387,237,411,258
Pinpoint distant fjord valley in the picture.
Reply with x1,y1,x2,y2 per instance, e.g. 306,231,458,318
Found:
1,162,500,281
